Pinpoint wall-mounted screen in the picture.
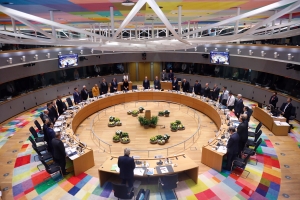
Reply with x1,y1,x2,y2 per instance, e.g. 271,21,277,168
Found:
58,54,78,69
210,51,229,65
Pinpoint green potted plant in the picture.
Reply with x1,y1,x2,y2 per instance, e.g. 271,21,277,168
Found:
120,137,130,144
175,120,181,125
138,116,144,125
158,139,166,145
163,134,170,142
116,130,122,135
108,121,115,127
158,111,164,116
131,110,139,117
109,116,115,122
178,124,185,130
156,135,163,140
139,107,145,113
114,117,120,122
171,124,178,132
170,122,177,128
150,136,158,144
115,121,122,126
113,135,120,142
142,118,150,129
164,110,170,117
127,110,132,115
121,132,129,138
150,116,158,128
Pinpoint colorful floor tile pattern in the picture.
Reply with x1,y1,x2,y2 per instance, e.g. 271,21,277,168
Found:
2,98,299,199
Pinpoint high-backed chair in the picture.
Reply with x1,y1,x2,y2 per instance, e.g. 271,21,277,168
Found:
38,159,63,182
248,122,262,137
111,183,134,200
247,130,262,147
29,126,44,143
28,136,47,153
34,120,43,134
66,97,73,107
231,153,251,178
243,138,262,165
158,174,179,199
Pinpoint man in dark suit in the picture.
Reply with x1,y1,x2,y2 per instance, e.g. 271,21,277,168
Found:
181,79,190,93
153,76,161,90
168,69,174,81
73,87,81,105
203,83,210,97
56,96,65,115
269,92,278,108
47,121,56,154
243,106,253,122
193,80,201,95
47,102,56,122
100,78,108,94
81,85,88,101
50,101,58,120
234,94,244,119
280,97,293,123
172,77,179,91
41,110,51,123
52,132,69,175
226,126,240,171
118,148,135,188
161,70,167,81
143,76,150,89
237,114,248,154
110,78,118,93
43,119,49,146
212,84,220,101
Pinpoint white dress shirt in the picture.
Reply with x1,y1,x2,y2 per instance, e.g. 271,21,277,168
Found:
123,75,129,81
227,95,235,106
223,90,229,100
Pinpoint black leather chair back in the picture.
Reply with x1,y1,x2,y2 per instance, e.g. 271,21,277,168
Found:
29,126,38,138
34,120,42,131
112,183,134,199
66,97,73,107
160,174,178,190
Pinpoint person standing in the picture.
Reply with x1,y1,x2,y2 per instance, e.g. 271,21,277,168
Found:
153,76,161,90
280,97,293,123
203,83,210,97
73,88,81,104
123,79,129,92
51,101,59,120
143,76,150,89
47,102,56,122
52,132,69,175
92,84,100,97
237,114,248,154
226,92,235,111
161,70,167,81
168,69,174,81
81,85,88,101
193,80,201,95
172,76,179,91
221,86,229,106
182,79,190,93
269,92,278,108
212,84,220,101
46,121,56,154
225,126,240,171
110,78,118,93
56,96,65,115
100,78,108,94
118,148,135,188
234,94,244,119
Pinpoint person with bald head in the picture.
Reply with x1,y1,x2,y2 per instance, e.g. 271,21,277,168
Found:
203,83,210,97
101,78,108,94
81,85,88,101
52,132,69,175
118,148,135,188
143,76,150,90
154,76,161,90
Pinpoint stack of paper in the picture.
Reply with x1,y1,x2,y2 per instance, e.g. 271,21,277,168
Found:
111,164,120,172
146,168,154,175
134,168,145,176
217,146,227,154
160,167,169,174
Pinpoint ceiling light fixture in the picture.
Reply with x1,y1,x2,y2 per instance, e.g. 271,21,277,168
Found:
122,0,135,6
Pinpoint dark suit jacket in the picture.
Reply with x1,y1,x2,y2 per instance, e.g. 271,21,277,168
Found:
100,82,108,94
52,138,66,161
143,80,150,89
56,99,65,115
110,81,118,93
280,102,293,119
118,155,135,179
269,95,278,108
43,124,49,142
245,109,253,122
51,106,58,119
212,87,220,100
81,89,89,100
172,79,179,90
161,73,167,81
194,83,201,95
203,87,210,97
47,108,55,122
182,81,190,92
154,80,161,89
226,132,240,154
73,92,81,104
168,72,174,80
234,99,244,115
123,81,129,90
237,121,248,143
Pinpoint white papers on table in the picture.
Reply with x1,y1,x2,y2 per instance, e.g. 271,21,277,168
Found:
65,147,76,155
146,168,154,175
160,167,169,174
54,121,62,126
69,154,79,160
217,146,227,154
54,128,61,132
134,168,145,176
274,121,290,126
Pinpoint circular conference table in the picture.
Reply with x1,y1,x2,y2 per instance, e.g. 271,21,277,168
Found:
70,91,227,181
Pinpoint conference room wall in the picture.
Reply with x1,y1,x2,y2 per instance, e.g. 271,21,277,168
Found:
0,74,123,123
1,51,300,85
175,74,300,122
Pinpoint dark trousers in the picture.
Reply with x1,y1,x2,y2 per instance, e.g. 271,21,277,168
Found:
235,112,240,119
226,153,237,171
54,158,67,174
222,99,227,106
239,141,247,155
228,106,234,111
122,178,133,188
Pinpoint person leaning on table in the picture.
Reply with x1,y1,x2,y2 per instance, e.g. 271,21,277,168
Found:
118,148,135,188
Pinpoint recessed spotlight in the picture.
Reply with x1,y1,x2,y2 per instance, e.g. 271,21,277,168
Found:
148,6,163,9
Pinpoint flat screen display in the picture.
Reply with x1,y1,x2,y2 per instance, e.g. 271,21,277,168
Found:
58,54,78,69
210,51,229,65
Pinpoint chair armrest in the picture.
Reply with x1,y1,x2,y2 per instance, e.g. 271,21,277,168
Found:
37,163,44,171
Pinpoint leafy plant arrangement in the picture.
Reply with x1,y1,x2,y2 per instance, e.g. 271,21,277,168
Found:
139,107,145,113
150,116,158,128
121,132,129,137
142,118,150,128
177,124,185,130
158,111,164,116
156,135,163,140
138,116,144,125
108,121,116,127
171,124,178,132
108,116,122,127
131,110,139,117
114,117,120,122
113,135,120,142
115,130,122,135
150,136,158,144
127,110,132,115
163,134,170,141
120,137,130,144
113,131,130,143
157,137,166,145
109,116,115,122
170,120,185,131
164,110,170,117
175,120,181,125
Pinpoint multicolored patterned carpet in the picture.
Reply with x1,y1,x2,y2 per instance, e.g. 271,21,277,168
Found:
1,98,298,199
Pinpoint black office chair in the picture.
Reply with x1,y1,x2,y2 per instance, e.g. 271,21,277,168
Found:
231,153,251,178
38,159,63,182
40,113,45,123
88,91,93,98
34,120,44,134
28,136,47,153
289,106,296,129
243,138,262,165
136,188,150,200
158,174,179,199
246,130,262,147
132,85,137,90
66,97,73,107
111,183,134,200
248,122,262,137
29,126,44,143
33,146,53,162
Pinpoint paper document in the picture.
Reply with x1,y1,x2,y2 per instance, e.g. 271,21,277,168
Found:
134,168,145,176
69,154,79,160
111,164,118,171
217,146,227,154
146,168,154,175
160,167,169,174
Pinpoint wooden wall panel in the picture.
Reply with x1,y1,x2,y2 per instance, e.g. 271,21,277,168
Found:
138,62,151,81
128,62,137,81
153,62,161,79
